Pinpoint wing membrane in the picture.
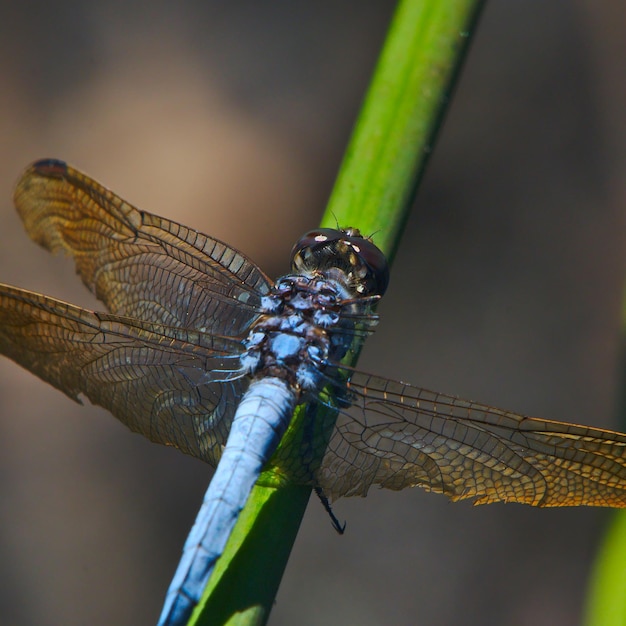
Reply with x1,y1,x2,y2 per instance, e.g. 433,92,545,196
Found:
0,283,247,465
13,159,271,336
315,370,626,507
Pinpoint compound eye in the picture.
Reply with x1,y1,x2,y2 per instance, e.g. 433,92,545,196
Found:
290,229,341,260
344,234,389,296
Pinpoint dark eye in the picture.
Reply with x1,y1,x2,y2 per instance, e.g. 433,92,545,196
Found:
291,228,389,296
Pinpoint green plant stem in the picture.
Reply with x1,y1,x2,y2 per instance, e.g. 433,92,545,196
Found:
190,1,484,624
584,511,626,626
322,0,483,260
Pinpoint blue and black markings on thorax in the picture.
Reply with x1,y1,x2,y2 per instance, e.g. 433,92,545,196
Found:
239,228,389,398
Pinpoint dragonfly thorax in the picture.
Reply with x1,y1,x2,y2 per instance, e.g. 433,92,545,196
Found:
241,270,377,393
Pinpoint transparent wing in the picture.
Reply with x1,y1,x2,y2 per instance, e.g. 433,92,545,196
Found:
0,283,247,464
13,159,272,336
315,370,626,507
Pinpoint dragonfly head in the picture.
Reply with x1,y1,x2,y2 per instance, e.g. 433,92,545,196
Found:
290,228,389,297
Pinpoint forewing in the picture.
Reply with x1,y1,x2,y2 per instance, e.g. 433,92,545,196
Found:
316,370,626,507
13,159,272,336
0,283,247,465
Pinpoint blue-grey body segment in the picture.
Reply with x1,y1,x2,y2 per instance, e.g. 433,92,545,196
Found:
157,377,296,626
156,262,376,624
156,263,372,624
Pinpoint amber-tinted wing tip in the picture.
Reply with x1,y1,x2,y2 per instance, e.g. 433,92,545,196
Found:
30,158,68,177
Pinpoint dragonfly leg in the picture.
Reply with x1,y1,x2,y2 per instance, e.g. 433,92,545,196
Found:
314,486,346,534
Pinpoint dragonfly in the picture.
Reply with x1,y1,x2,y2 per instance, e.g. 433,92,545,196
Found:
2,159,626,625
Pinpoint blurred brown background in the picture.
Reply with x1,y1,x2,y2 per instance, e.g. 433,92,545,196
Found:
1,2,625,625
